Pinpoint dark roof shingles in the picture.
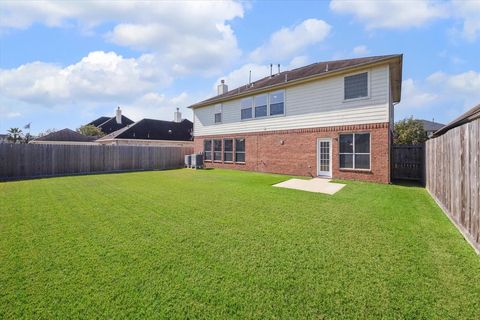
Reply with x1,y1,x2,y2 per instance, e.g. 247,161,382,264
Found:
103,119,193,141
34,128,96,142
191,54,401,107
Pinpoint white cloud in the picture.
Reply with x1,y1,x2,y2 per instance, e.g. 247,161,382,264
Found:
330,0,447,30
0,51,171,106
451,0,480,41
397,71,480,120
0,1,244,75
249,19,331,62
352,45,369,55
400,78,438,109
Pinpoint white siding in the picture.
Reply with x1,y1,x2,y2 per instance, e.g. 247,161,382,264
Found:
194,65,391,136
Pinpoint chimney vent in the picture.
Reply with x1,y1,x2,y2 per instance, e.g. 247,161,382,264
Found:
174,107,182,123
217,80,228,95
116,106,122,124
277,64,280,74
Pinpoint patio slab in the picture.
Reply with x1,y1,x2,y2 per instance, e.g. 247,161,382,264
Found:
273,178,346,195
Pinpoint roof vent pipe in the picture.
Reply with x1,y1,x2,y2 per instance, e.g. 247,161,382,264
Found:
249,70,252,86
270,64,273,77
285,73,288,82
277,64,280,74
326,63,329,72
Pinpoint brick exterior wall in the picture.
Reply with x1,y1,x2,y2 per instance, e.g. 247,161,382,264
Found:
194,122,391,183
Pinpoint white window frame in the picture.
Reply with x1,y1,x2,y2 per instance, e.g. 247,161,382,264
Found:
268,90,286,117
213,139,222,162
223,138,233,163
343,71,370,102
240,97,253,121
235,138,246,163
254,94,268,118
214,103,222,124
339,132,371,170
203,139,212,162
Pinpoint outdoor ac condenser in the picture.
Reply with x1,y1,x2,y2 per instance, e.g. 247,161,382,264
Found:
184,154,191,168
190,154,204,169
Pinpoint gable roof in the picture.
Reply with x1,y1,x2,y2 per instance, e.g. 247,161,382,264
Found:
87,116,111,127
433,104,480,137
418,119,445,132
34,128,97,142
95,115,134,134
189,54,403,109
98,119,193,142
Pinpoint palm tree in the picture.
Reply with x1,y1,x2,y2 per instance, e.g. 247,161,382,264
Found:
7,128,23,144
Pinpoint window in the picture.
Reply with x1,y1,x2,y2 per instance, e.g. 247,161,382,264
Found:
344,72,368,100
224,139,233,162
235,138,245,163
269,91,284,116
255,94,268,117
240,97,253,120
204,140,212,161
213,139,222,161
214,103,222,123
339,133,370,170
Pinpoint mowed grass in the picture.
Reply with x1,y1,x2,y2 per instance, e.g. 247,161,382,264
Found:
0,169,479,319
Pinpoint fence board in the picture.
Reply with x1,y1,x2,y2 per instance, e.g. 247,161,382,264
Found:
0,144,193,181
426,118,480,253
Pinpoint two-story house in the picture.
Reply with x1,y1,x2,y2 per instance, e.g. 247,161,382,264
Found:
189,55,403,183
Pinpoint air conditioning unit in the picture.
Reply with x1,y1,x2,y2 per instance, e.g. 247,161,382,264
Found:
191,153,204,169
184,154,191,168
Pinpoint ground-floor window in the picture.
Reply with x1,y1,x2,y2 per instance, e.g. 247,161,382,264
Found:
224,139,233,162
213,139,222,161
235,138,245,163
339,133,370,170
204,140,212,161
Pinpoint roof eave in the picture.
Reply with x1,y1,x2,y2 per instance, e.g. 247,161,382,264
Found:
189,55,403,109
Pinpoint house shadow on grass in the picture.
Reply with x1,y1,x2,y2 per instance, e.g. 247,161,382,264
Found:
391,179,424,188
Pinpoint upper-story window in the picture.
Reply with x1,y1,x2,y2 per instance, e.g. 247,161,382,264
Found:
269,91,284,116
240,97,253,120
214,104,222,123
344,72,368,100
255,94,268,118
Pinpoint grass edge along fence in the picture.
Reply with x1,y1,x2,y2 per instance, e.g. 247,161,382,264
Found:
0,143,194,181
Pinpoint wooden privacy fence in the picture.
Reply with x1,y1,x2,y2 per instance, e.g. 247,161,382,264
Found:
392,144,424,182
426,117,479,253
0,144,194,180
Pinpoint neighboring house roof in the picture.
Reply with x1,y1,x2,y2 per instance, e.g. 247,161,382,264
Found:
95,115,134,134
34,128,97,142
189,54,403,109
87,116,111,127
97,119,193,142
433,104,480,137
0,134,8,139
418,119,445,132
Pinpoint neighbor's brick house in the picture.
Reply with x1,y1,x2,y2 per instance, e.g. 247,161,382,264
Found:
190,55,403,183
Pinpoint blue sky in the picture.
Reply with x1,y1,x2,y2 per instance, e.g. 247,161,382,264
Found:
1,0,479,134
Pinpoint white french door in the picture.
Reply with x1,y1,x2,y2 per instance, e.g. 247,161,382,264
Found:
317,138,332,177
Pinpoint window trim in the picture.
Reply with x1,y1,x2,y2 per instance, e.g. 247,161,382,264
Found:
214,103,223,124
268,90,285,117
338,132,371,171
240,97,253,121
213,139,222,162
234,138,246,164
254,94,268,119
203,139,212,162
343,71,370,102
223,138,233,163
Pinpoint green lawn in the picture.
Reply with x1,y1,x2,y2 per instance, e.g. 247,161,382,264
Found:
1,169,479,319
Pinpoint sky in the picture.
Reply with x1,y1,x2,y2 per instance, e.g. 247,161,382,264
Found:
1,0,479,135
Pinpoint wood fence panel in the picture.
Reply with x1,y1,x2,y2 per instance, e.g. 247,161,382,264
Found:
0,144,193,181
426,118,480,253
392,144,424,181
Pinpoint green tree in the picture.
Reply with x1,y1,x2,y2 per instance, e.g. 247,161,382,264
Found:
76,125,105,137
7,128,23,143
394,117,426,145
